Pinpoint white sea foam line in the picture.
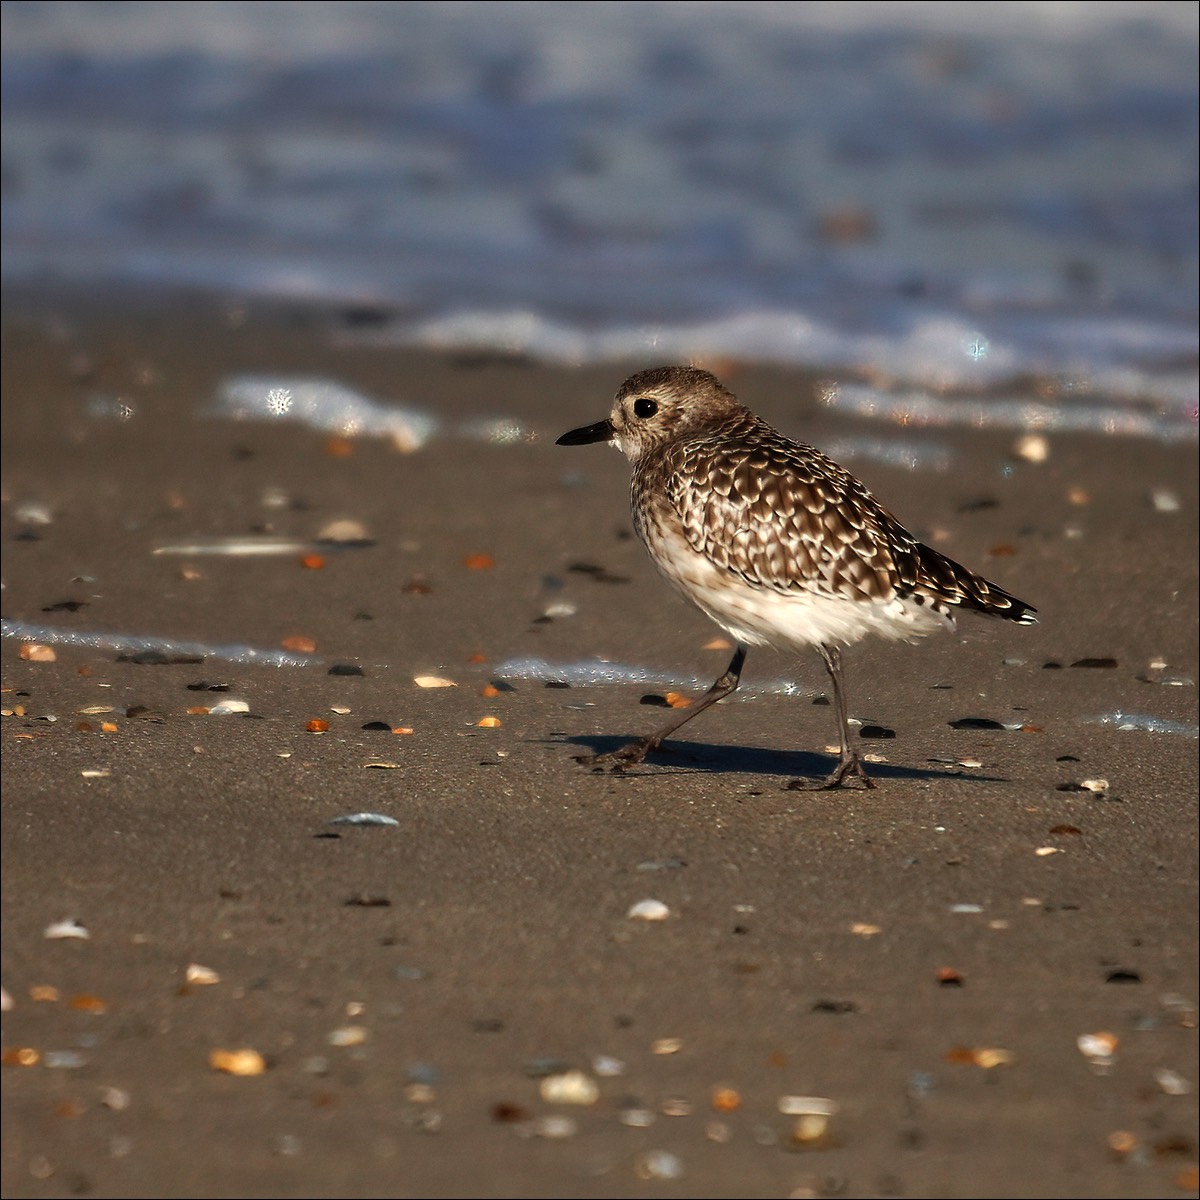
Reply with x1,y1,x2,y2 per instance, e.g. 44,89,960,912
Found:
828,384,1198,441
1085,712,1199,738
1,620,319,669
492,655,809,697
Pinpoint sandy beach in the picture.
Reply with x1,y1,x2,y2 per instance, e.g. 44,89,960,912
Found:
2,286,1197,1199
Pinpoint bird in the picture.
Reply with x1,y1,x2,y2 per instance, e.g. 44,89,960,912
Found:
556,365,1037,788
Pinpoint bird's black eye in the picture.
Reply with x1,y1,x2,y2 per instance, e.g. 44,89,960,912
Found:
633,397,658,419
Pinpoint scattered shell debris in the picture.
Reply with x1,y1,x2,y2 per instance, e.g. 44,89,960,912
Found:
208,1048,267,1076
651,1038,684,1055
327,1025,368,1047
1153,1067,1192,1096
1078,1031,1119,1070
945,1046,1015,1068
18,643,57,662
539,1070,600,1106
849,922,882,936
317,518,372,544
779,1096,839,1117
627,899,671,921
1013,433,1049,462
634,1150,684,1180
618,1107,657,1128
44,917,89,940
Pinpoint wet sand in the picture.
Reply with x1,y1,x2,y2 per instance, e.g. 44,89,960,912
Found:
2,287,1197,1199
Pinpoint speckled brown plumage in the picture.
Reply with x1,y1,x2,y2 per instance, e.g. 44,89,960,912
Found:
557,365,1036,787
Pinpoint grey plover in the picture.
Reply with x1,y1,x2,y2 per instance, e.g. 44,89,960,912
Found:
557,365,1036,788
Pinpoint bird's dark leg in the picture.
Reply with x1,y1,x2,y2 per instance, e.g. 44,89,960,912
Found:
576,644,748,770
789,643,874,790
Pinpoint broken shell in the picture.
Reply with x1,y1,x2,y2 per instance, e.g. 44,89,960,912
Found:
44,917,89,940
634,1150,684,1180
779,1096,839,1116
317,518,371,543
627,899,671,921
539,1070,599,1106
1013,434,1049,463
414,675,457,688
209,1048,266,1076
1078,1031,1119,1062
327,1025,368,1047
329,812,399,827
850,922,882,936
19,644,56,662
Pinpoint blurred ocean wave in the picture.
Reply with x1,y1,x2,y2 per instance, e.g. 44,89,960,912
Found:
2,1,1196,424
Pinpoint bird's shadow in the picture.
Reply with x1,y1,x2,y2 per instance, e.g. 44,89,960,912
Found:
553,735,1006,785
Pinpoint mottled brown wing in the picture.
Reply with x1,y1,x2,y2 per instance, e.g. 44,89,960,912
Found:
666,428,908,603
667,423,1037,623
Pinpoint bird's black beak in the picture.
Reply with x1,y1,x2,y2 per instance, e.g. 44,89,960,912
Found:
556,418,614,446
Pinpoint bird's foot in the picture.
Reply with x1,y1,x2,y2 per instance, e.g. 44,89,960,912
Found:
786,753,875,791
573,738,659,772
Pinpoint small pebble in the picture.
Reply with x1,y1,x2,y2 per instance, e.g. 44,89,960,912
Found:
627,899,671,921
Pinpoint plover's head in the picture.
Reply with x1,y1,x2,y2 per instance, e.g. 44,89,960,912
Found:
557,366,742,462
